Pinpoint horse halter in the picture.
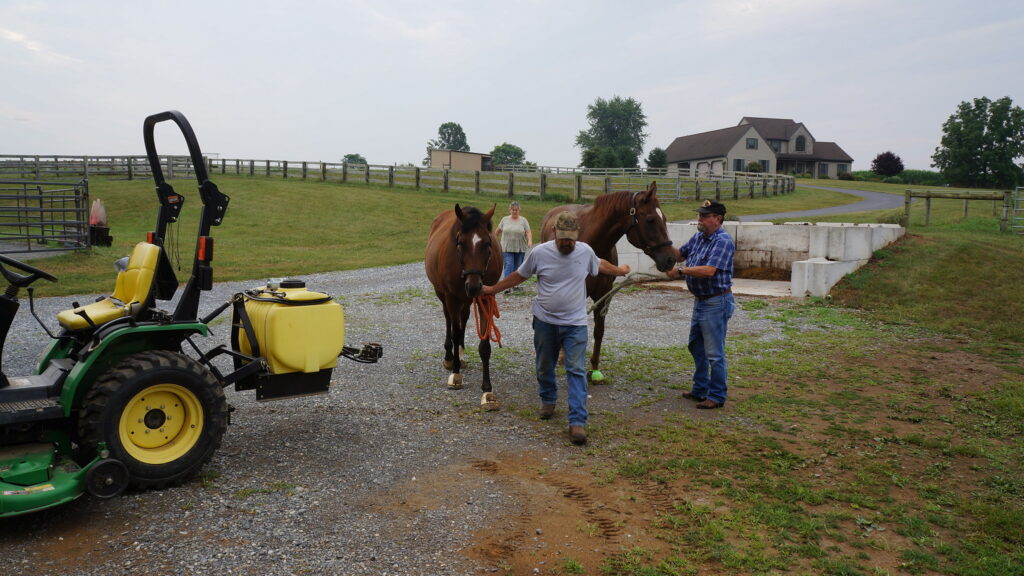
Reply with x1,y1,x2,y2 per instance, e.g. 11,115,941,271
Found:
627,191,674,256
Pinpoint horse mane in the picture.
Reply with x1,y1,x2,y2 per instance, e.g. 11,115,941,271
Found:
457,206,492,232
591,190,634,213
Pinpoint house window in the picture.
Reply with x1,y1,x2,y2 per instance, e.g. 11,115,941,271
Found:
837,163,849,174
770,140,781,152
818,163,829,177
746,138,757,150
733,159,745,172
760,160,769,172
795,136,806,152
681,162,690,169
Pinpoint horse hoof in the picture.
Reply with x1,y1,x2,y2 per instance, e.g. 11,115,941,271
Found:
480,392,499,411
589,369,605,382
447,373,464,389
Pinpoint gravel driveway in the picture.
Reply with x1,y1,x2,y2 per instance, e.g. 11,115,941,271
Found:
1,263,783,576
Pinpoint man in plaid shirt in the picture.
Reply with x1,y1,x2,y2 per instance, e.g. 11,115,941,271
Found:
666,200,736,409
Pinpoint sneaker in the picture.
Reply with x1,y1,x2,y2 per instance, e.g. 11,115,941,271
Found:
569,425,587,445
539,404,555,420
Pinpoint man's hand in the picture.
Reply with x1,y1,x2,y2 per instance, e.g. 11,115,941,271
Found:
617,264,631,276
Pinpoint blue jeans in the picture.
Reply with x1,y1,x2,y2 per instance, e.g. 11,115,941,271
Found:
688,293,735,404
533,317,589,427
502,251,525,280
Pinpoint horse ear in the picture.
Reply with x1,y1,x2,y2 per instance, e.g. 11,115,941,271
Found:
484,203,496,222
646,181,658,197
454,203,464,220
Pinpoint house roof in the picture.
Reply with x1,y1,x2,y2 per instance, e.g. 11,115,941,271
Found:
777,141,853,162
665,125,754,163
739,117,813,141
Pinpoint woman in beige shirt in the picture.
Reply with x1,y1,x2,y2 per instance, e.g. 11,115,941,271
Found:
495,201,532,280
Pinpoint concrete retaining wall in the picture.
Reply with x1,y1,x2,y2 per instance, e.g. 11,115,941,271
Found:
615,221,905,297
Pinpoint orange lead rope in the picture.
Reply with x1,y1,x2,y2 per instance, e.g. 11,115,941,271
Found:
473,294,502,346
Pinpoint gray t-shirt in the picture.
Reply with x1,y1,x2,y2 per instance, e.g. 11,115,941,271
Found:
517,240,600,326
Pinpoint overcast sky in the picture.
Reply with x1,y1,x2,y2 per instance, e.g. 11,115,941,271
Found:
2,0,1021,171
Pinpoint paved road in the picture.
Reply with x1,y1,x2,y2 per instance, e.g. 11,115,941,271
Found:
739,184,904,222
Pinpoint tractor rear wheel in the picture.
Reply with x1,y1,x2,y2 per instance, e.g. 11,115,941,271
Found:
79,350,227,490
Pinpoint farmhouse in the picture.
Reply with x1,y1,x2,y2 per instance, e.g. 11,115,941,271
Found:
428,149,493,171
665,117,853,178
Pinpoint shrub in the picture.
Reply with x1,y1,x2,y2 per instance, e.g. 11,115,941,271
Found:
837,172,855,181
871,151,905,176
882,175,903,184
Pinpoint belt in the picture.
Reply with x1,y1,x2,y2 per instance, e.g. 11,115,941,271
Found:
694,289,731,301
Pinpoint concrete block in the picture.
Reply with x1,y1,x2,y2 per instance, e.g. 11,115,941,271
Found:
735,249,772,269
791,257,864,297
827,226,874,261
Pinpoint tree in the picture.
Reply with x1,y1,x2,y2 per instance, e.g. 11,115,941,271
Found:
576,96,648,168
490,142,526,167
645,147,667,169
931,96,1024,188
871,151,904,176
343,153,367,165
424,122,470,165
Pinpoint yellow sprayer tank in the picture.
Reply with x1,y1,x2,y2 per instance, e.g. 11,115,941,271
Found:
237,280,344,375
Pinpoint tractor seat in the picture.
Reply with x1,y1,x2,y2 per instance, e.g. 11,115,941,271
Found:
57,242,161,331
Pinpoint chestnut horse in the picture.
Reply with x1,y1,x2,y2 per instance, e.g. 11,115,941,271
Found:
541,182,677,380
425,204,503,403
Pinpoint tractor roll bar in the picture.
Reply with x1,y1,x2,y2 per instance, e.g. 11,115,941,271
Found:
142,110,231,321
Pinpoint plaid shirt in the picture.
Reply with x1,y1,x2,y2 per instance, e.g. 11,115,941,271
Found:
679,227,734,297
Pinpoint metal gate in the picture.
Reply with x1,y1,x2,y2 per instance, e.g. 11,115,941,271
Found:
0,179,90,254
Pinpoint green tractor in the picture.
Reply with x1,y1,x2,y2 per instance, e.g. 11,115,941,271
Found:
0,111,380,517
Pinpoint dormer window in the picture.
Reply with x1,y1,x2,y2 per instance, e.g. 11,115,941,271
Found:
746,138,758,150
795,136,806,152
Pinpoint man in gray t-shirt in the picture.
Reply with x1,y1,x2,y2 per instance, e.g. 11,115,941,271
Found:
482,212,629,445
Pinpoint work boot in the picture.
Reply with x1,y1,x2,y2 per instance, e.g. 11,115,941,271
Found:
539,404,555,420
569,425,587,445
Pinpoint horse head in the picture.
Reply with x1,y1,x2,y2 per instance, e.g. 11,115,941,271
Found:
453,203,497,298
624,182,677,272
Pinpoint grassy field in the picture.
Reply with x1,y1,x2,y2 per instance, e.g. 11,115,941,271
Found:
15,173,1024,574
28,174,858,296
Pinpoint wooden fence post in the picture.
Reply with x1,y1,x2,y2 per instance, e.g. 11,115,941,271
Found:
473,171,480,194
540,172,547,200
283,160,288,179
83,157,90,178
301,161,308,180
249,160,255,176
415,167,420,189
733,177,739,200
604,177,611,195
925,196,932,226
127,157,134,180
364,164,370,184
507,172,514,197
443,169,449,193
574,174,582,201
903,190,912,228
342,162,348,183
1002,191,1011,232
321,162,327,182
715,180,721,201
389,166,395,187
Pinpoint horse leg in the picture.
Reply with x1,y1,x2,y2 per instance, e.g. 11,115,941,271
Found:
447,301,466,389
590,309,607,382
441,300,455,371
478,337,498,411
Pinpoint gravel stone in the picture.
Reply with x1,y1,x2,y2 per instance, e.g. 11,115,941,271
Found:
1,262,786,575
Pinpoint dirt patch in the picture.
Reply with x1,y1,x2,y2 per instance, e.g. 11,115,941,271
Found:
735,266,791,281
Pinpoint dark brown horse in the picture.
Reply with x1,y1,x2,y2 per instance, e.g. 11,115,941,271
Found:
425,204,503,406
541,182,677,380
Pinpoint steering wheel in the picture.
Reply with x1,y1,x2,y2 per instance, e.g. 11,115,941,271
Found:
0,253,58,288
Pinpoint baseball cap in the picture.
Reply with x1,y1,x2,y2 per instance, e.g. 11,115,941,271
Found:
554,212,579,240
695,199,727,216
